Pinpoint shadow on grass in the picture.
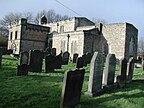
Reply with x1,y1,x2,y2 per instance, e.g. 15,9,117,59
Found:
28,72,64,82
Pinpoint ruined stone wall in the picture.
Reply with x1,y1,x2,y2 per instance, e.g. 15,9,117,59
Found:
125,23,138,59
46,17,95,33
84,30,108,55
52,31,84,58
8,25,22,54
102,23,138,60
46,18,75,33
20,24,49,52
8,18,50,54
102,23,126,60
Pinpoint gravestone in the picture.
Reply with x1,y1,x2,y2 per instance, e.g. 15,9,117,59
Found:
82,52,93,66
85,52,93,64
0,51,2,68
62,51,70,65
127,57,134,82
51,48,56,56
60,68,85,108
102,54,116,86
142,59,144,71
73,53,78,63
76,57,84,69
86,52,105,97
19,51,29,65
28,50,43,72
44,48,51,57
82,54,87,66
119,58,127,80
116,58,127,87
45,54,55,72
16,64,29,76
54,54,62,69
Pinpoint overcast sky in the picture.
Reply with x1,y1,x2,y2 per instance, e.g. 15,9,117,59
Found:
0,0,144,38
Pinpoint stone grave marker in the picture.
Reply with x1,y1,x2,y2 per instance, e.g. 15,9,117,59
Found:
28,50,43,72
85,52,93,64
54,54,62,69
82,53,87,66
72,53,78,63
102,54,117,90
19,51,29,65
62,51,70,65
45,54,55,72
86,52,105,97
76,57,84,69
16,64,29,76
116,58,127,87
127,57,134,82
0,51,2,68
51,48,56,56
60,68,85,108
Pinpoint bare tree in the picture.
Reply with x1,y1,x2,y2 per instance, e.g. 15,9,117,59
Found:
0,12,34,37
34,9,69,24
91,18,107,25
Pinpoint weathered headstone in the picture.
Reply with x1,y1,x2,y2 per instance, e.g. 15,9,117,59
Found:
45,54,55,72
76,57,84,69
82,54,87,66
72,53,78,63
82,52,93,66
60,69,85,108
85,52,93,64
142,59,144,71
127,57,134,82
16,64,29,76
54,54,62,69
0,51,2,68
120,58,127,80
51,48,56,56
19,51,29,65
62,51,70,65
102,54,116,86
28,50,43,72
86,52,105,97
116,58,127,87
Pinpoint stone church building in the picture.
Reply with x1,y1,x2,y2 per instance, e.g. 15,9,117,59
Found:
7,16,138,60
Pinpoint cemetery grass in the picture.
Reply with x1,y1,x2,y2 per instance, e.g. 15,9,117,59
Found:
0,55,144,108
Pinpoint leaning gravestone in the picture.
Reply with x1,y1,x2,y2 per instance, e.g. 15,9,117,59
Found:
60,68,85,108
51,48,56,56
28,50,43,72
119,58,127,80
73,53,78,63
0,51,2,68
19,51,29,65
116,58,127,87
85,52,93,64
16,64,29,76
45,54,55,72
127,57,134,82
54,54,62,69
76,57,84,69
62,51,70,65
102,54,116,86
85,52,105,97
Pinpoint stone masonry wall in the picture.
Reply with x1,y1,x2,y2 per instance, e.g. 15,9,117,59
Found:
125,23,138,60
52,31,84,58
102,23,126,60
8,25,22,54
8,19,50,54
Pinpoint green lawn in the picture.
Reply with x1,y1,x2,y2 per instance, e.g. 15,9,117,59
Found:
0,55,144,108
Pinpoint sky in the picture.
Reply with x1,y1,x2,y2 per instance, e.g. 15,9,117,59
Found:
0,0,144,39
